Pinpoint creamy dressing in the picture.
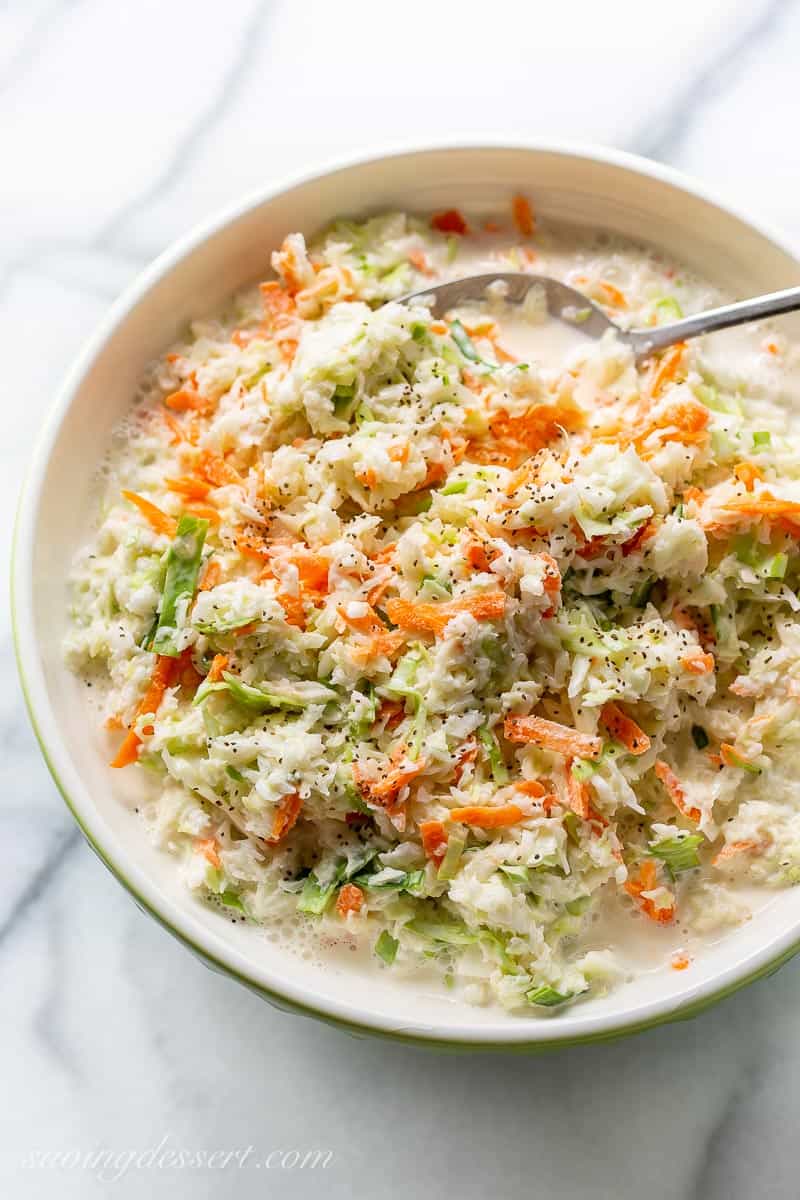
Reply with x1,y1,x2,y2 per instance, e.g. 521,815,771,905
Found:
494,310,595,370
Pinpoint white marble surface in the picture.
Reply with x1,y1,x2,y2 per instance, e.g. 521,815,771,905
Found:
4,1,800,1195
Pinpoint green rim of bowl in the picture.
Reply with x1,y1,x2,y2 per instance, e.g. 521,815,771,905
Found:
12,138,800,1050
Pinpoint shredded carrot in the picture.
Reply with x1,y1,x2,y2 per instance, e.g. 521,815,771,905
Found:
654,759,701,822
336,883,364,917
538,552,561,596
378,699,406,730
277,591,306,629
196,450,242,487
597,281,627,309
461,369,485,394
491,333,522,361
184,501,221,525
712,838,763,866
504,457,544,495
337,602,385,635
683,486,707,508
511,194,535,237
290,551,330,594
719,743,758,770
722,491,800,520
503,715,602,761
621,519,657,557
260,279,297,321
518,784,560,814
121,491,177,537
682,649,715,675
231,328,263,348
266,792,303,844
646,343,686,397
462,318,496,338
236,531,271,560
195,837,221,869
231,621,258,637
464,536,493,572
350,630,407,666
470,401,585,468
136,657,180,735
453,738,479,784
624,860,674,924
206,654,229,683
371,542,397,564
513,779,547,798
566,771,590,819
634,398,709,452
419,819,449,863
166,476,211,500
164,388,210,413
576,534,608,560
110,655,180,768
417,461,445,490
600,702,651,756
176,647,203,692
408,248,433,276
163,413,187,445
270,237,308,293
199,560,221,591
385,591,505,638
733,462,765,492
184,419,203,446
671,953,690,970
431,209,468,235
353,756,427,807
389,443,410,465
449,804,524,829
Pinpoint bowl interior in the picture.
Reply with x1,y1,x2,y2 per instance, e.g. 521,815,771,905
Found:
18,145,800,1043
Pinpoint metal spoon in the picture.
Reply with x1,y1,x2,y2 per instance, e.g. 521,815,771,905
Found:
398,272,800,364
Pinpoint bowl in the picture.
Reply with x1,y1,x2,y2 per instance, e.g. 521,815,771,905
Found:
13,140,800,1049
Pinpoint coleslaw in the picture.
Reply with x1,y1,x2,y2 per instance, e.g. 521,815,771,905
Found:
66,198,800,1012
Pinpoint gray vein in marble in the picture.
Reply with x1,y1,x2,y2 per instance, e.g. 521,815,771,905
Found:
96,0,273,255
0,825,81,951
32,898,84,1080
0,0,83,99
631,0,795,159
689,1056,765,1200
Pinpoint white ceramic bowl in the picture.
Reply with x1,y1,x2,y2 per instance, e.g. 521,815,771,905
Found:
14,141,800,1049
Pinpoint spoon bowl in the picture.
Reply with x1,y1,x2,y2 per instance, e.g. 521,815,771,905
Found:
399,271,800,364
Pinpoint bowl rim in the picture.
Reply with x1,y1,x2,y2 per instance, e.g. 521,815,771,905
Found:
13,135,800,1049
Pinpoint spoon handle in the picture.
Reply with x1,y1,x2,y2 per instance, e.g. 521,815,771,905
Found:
630,284,800,359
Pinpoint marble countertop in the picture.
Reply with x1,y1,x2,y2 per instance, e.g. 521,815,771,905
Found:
4,1,800,1195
